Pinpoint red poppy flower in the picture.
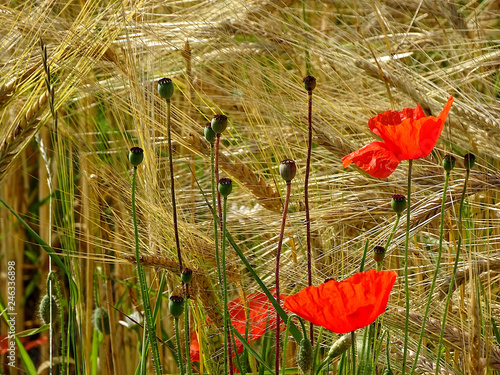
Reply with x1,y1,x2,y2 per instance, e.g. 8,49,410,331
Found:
283,270,397,334
190,290,286,360
342,96,454,178
0,334,48,354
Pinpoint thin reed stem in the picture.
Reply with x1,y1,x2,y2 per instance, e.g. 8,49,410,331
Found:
221,195,234,375
174,317,185,375
215,134,223,240
379,213,401,271
184,286,192,375
305,89,314,345
275,181,292,374
434,169,470,374
132,167,162,375
166,99,183,273
351,330,356,375
210,144,222,290
402,159,412,375
410,169,451,375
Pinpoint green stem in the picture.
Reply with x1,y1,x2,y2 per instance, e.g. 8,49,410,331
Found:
305,89,314,344
132,167,162,375
210,144,222,291
351,331,356,375
434,169,470,374
379,214,401,271
174,317,185,375
410,170,451,375
185,287,192,375
402,159,412,375
222,196,234,375
275,182,292,374
166,99,183,273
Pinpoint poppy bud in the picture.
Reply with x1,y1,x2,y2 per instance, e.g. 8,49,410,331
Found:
442,155,456,172
303,75,317,92
93,307,110,335
39,294,60,325
204,123,216,144
327,334,352,359
158,78,174,100
297,338,314,374
391,194,406,215
181,268,193,284
383,368,394,375
218,177,232,197
211,114,228,134
169,295,184,318
373,246,386,264
128,147,144,167
279,159,297,182
464,153,476,170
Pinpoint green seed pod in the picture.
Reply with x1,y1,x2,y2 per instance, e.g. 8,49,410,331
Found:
158,78,174,100
303,75,317,92
181,268,193,284
218,177,233,197
373,246,386,264
93,307,110,335
297,338,314,374
169,295,184,318
327,334,352,360
39,294,60,325
128,147,144,167
204,123,216,144
279,159,297,182
211,114,228,134
443,154,456,172
464,153,476,170
391,194,406,215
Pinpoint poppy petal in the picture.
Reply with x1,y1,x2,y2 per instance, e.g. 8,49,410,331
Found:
342,142,400,178
283,270,397,334
367,96,454,160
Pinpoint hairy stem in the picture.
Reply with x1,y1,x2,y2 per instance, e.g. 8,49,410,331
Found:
132,167,162,375
275,182,292,374
305,89,314,344
174,317,185,375
402,159,412,375
434,169,469,374
410,169,451,375
222,196,234,375
166,99,183,273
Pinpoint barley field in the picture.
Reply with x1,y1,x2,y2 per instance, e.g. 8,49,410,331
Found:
1,0,500,374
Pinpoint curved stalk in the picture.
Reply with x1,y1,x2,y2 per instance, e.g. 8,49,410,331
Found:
379,214,401,271
166,99,183,273
410,169,451,375
275,182,292,374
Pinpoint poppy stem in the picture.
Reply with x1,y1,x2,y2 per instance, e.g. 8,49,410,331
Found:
402,159,412,375
276,181,292,375
174,317,185,375
131,166,162,374
210,143,223,291
184,286,192,375
166,99,183,273
350,330,356,375
434,169,470,375
305,89,314,345
379,214,401,271
409,168,451,375
221,195,234,375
